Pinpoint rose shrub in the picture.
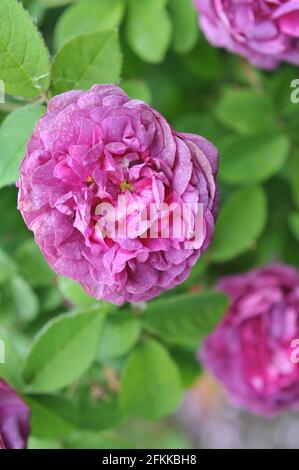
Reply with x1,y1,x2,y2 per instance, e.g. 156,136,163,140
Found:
194,0,299,69
0,0,298,450
18,84,219,305
200,264,299,416
0,379,30,449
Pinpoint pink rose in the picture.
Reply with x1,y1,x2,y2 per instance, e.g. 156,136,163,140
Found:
194,0,299,69
18,85,219,305
0,379,30,449
200,264,299,416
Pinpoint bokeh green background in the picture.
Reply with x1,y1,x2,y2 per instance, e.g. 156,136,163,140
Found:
0,0,299,449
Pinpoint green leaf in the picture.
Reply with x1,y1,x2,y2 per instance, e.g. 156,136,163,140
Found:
215,89,277,135
41,0,78,8
142,291,228,345
25,395,77,439
173,113,227,146
289,150,299,209
57,277,96,308
120,339,182,419
10,275,39,322
0,187,29,252
23,307,106,393
126,0,172,63
211,186,267,262
39,286,63,313
182,36,221,81
288,212,299,243
0,247,16,284
0,0,50,97
79,397,125,431
51,30,122,95
98,312,141,360
171,348,201,387
219,133,290,185
0,326,22,389
25,0,46,24
0,104,45,189
54,0,125,50
121,79,152,104
15,239,55,287
170,0,198,54
28,436,62,449
64,430,129,449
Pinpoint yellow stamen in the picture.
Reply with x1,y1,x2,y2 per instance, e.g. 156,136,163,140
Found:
120,180,134,193
87,176,94,184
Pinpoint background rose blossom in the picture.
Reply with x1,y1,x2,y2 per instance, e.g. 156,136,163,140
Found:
200,264,299,416
194,0,299,69
0,379,30,449
18,84,219,305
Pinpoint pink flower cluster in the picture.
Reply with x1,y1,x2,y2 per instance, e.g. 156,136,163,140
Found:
195,0,299,69
201,265,299,416
0,379,30,449
18,85,219,305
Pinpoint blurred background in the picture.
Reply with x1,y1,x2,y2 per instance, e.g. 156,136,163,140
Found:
1,0,299,449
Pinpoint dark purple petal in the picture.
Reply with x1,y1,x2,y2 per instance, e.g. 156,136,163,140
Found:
194,0,299,69
200,264,299,417
0,380,30,449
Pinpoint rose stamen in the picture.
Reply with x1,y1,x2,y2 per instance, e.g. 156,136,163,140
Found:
120,180,134,193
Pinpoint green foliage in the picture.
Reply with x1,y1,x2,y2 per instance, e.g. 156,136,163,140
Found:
171,348,201,388
289,150,299,209
0,0,50,97
10,275,39,322
0,0,298,449
122,79,152,104
219,133,290,185
120,339,182,419
143,291,228,345
23,307,107,393
0,326,23,388
40,0,75,6
54,0,125,50
126,0,172,63
215,88,277,135
211,186,267,262
25,395,78,438
288,212,299,243
0,105,45,189
57,277,96,307
51,31,122,94
78,397,125,432
0,247,16,283
170,0,198,54
15,239,55,287
98,312,142,360
182,36,221,81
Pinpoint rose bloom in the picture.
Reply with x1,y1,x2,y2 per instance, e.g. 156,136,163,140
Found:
200,264,299,416
18,85,219,305
0,379,30,449
194,0,299,69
